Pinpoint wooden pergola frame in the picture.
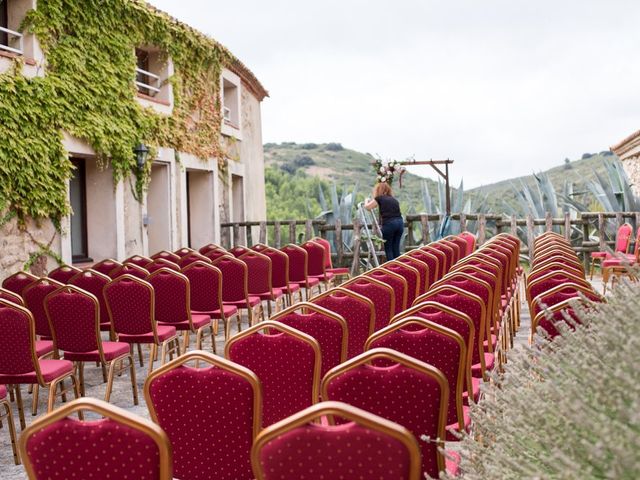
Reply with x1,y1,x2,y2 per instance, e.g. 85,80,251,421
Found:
398,159,454,214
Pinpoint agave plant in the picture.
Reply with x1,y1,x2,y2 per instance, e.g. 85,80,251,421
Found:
316,181,358,255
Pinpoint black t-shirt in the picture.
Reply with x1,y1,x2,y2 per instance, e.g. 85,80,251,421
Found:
375,195,401,224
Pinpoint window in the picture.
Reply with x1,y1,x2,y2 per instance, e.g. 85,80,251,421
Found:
0,0,23,55
0,1,7,48
222,78,239,127
135,48,160,97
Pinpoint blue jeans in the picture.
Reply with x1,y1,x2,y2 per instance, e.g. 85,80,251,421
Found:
381,217,403,261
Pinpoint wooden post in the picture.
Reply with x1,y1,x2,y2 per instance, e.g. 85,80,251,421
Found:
526,214,534,263
246,225,253,247
274,221,281,248
545,212,552,232
477,214,486,246
616,212,623,230
420,214,429,245
406,219,415,247
289,221,296,245
510,215,517,237
351,219,361,276
305,219,313,241
259,221,267,245
564,212,571,241
598,213,605,251
581,214,590,271
232,223,240,247
335,219,344,267
459,213,467,233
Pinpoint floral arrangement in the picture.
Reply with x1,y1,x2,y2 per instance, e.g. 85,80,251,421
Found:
373,158,406,186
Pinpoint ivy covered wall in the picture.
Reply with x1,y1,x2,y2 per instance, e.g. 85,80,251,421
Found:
0,0,235,226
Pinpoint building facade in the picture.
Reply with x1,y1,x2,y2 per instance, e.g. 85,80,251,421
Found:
0,0,267,280
612,129,640,197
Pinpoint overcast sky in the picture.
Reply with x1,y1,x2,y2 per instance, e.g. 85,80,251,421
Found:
149,0,640,188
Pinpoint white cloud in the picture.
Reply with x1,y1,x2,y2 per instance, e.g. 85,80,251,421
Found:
148,0,640,187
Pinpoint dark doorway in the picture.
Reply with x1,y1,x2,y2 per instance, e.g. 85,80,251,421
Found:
69,158,91,263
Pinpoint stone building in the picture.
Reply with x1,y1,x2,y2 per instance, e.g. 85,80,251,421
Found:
611,129,640,197
0,0,267,280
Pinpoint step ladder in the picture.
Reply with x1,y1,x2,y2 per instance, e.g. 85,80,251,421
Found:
357,202,382,269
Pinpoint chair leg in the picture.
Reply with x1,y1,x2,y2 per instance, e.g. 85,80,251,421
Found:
182,331,190,354
2,400,19,464
104,360,117,403
148,343,157,376
137,343,144,367
31,383,39,417
129,354,139,405
14,386,25,431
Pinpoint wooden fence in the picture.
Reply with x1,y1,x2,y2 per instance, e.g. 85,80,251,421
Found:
221,212,640,274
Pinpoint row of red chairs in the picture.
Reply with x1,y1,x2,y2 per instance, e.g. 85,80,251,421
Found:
525,231,604,342
9,232,521,479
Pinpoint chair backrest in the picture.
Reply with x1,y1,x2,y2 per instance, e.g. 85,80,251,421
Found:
425,243,455,273
212,256,249,303
271,303,348,376
365,268,408,313
441,239,462,263
395,255,429,294
458,232,477,255
174,247,196,258
615,222,634,253
198,243,223,256
301,241,326,277
92,258,122,276
526,270,592,305
407,249,440,285
0,299,40,377
0,286,24,306
104,274,156,337
181,261,224,313
366,317,467,431
528,261,584,283
229,245,250,257
19,398,172,480
254,247,289,290
239,250,273,295
145,258,181,273
1,270,38,295
225,321,321,427
147,268,191,326
311,237,334,270
252,401,422,480
343,276,395,331
380,261,420,306
444,236,468,260
204,249,234,262
23,277,64,337
45,285,101,357
280,244,308,283
322,348,448,478
531,283,602,317
109,262,150,280
311,287,375,359
68,269,111,326
124,255,153,268
532,298,585,340
421,246,448,279
151,250,181,264
177,251,212,269
145,351,261,480
47,265,82,284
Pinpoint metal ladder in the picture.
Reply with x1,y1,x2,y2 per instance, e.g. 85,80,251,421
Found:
357,202,382,269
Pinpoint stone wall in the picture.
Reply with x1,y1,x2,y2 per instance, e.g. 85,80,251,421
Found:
621,156,640,198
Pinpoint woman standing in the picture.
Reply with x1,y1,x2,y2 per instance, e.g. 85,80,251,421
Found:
364,182,404,261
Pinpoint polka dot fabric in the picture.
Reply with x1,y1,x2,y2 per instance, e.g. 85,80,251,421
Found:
0,304,36,375
214,258,248,303
313,293,373,359
241,253,272,295
366,271,406,314
228,332,318,427
69,270,111,331
92,259,122,277
48,266,81,284
46,290,100,354
257,248,289,290
344,281,393,332
324,363,444,478
422,247,448,277
395,257,429,295
281,246,307,283
274,312,344,376
182,263,223,312
383,264,419,306
0,287,24,306
109,264,150,280
25,417,161,480
258,422,412,480
148,271,191,325
23,280,62,338
104,277,154,335
2,272,38,295
532,289,601,316
124,255,153,268
407,250,439,286
301,241,326,277
148,365,256,480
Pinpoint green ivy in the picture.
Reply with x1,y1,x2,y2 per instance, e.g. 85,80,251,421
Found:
0,0,232,224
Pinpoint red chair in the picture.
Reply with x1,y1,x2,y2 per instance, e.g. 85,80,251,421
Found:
204,249,234,262
104,274,180,375
322,348,455,478
225,321,321,427
301,240,334,291
441,239,463,263
312,236,351,283
124,254,153,268
19,398,172,480
109,262,150,280
343,276,395,331
212,256,264,327
365,268,408,314
380,260,420,306
366,317,470,440
458,232,477,255
590,222,633,279
0,286,24,306
531,298,585,340
0,384,19,464
145,257,181,273
69,269,113,336
425,242,456,274
252,244,302,305
174,247,196,258
151,250,182,264
0,299,80,429
272,302,348,376
47,265,81,284
147,268,215,353
251,401,422,480
407,248,440,285
239,250,285,317
311,287,375,359
182,261,240,341
44,285,138,403
422,245,448,279
526,270,592,306
530,283,602,318
23,278,64,362
229,245,250,257
1,270,38,296
91,258,122,276
281,243,321,300
198,243,224,256
395,255,430,294
177,251,212,268
145,350,262,480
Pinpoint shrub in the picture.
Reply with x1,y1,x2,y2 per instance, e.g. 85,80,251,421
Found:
325,142,344,151
582,152,593,159
446,282,640,479
293,155,315,167
300,143,318,150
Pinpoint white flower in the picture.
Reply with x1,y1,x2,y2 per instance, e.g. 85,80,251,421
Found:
379,166,385,173
381,177,387,182
377,175,382,181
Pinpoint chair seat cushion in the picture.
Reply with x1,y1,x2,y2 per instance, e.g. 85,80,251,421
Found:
471,353,495,377
483,334,498,349
310,272,335,282
445,450,461,477
0,359,74,385
446,405,472,441
0,384,6,400
463,376,482,405
118,325,177,344
590,251,608,258
285,283,301,293
255,288,284,301
35,340,54,358
224,295,261,308
192,305,239,320
159,314,211,331
291,277,320,288
63,341,130,362
603,256,636,268
327,267,350,276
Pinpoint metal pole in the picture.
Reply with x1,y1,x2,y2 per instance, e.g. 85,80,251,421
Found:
445,162,451,215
